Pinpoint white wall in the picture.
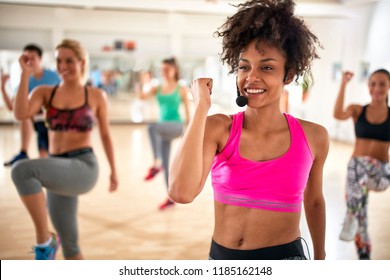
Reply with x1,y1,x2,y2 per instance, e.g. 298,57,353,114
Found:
0,4,225,57
364,0,390,71
0,1,388,143
304,2,377,143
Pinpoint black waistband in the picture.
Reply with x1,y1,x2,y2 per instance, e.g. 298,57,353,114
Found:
209,238,306,260
50,147,93,158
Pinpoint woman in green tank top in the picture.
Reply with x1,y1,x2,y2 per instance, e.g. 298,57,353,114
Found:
136,57,190,210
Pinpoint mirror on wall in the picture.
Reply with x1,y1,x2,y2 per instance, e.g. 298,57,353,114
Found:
0,50,233,124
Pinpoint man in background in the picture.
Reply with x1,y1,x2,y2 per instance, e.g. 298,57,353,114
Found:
1,43,60,166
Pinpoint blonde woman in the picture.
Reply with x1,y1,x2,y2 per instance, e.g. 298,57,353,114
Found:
12,39,118,260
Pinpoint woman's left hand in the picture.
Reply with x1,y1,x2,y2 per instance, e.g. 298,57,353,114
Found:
109,173,118,192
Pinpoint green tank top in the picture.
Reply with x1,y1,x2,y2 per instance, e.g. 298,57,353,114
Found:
156,85,182,122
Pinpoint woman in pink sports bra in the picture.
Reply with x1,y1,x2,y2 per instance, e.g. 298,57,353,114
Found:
169,0,329,260
12,39,118,260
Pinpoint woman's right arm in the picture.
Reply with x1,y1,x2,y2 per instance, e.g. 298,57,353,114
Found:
169,78,218,203
135,72,157,100
1,73,14,111
333,71,357,120
14,54,45,120
0,87,13,111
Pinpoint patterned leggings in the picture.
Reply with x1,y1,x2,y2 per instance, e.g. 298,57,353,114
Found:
345,156,390,257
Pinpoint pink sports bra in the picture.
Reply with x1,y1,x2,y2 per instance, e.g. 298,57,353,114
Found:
211,111,313,212
46,85,94,132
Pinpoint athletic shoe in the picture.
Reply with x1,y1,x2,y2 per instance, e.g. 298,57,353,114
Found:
33,233,61,260
339,213,358,241
359,253,370,260
3,151,28,167
158,198,175,211
144,167,162,181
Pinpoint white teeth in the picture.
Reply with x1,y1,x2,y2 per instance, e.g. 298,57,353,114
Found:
246,88,265,94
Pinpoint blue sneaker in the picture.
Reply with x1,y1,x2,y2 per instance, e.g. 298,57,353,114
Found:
34,233,61,260
3,151,28,167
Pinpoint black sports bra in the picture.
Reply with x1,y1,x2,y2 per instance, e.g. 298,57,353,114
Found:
355,105,390,142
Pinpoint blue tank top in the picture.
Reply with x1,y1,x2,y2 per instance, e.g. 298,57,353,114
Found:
29,69,61,93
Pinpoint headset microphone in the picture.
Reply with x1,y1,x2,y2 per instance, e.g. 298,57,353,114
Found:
235,73,289,107
235,78,248,107
236,95,248,107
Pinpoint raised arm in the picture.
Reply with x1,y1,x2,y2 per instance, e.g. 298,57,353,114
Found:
333,71,357,120
95,88,118,192
169,78,218,203
135,71,157,100
179,85,191,124
14,53,45,120
1,73,13,111
303,123,329,260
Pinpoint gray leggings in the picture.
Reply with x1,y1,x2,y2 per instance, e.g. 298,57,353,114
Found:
148,122,183,186
11,148,98,258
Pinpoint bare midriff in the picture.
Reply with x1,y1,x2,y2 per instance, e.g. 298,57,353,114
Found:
48,131,91,154
212,201,301,250
352,138,390,162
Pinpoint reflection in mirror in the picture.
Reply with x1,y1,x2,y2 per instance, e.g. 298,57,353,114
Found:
0,50,235,124
88,55,233,124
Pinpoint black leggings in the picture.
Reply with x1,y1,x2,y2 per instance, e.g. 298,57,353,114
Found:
209,238,307,260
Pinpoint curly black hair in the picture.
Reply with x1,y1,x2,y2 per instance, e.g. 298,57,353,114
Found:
214,0,322,80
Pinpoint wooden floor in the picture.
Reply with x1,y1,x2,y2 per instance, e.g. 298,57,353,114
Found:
0,115,389,260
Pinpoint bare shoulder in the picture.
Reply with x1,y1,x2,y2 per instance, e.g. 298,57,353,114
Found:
206,113,232,129
179,85,188,92
179,85,189,98
346,103,363,113
298,119,328,138
206,113,233,149
85,86,108,113
349,104,363,110
348,104,363,120
31,85,55,104
88,86,107,101
88,86,106,96
33,84,55,94
297,118,329,157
